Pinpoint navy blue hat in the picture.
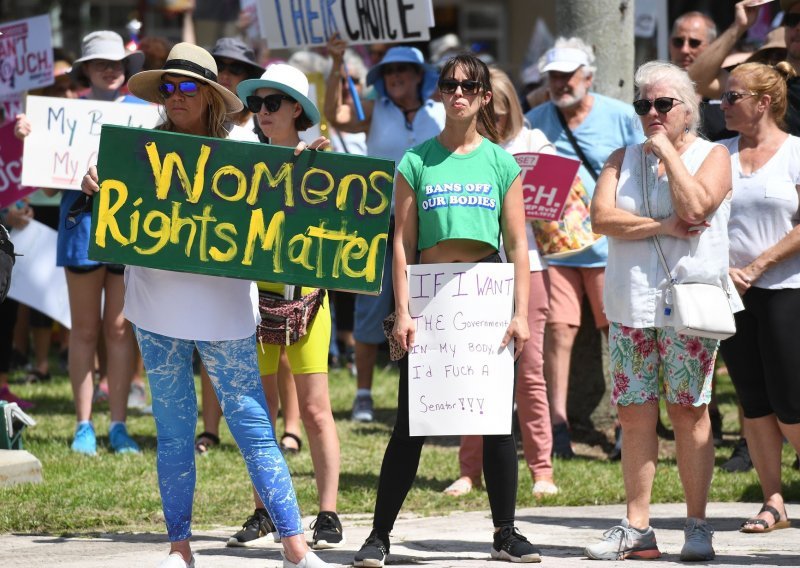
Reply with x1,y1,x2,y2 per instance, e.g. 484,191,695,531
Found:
211,37,263,79
366,46,439,101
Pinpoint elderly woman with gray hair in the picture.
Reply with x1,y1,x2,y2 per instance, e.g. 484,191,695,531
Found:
586,61,732,562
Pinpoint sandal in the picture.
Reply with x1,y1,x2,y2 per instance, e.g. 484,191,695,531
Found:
23,369,51,384
740,504,791,533
279,432,302,455
443,477,473,497
195,431,220,455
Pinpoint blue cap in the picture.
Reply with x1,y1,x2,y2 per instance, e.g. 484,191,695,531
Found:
366,46,439,101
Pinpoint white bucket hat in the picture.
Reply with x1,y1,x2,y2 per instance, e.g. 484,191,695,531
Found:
127,42,243,113
71,31,144,81
236,63,320,125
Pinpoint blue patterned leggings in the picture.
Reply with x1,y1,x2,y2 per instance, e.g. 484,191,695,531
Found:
133,325,303,542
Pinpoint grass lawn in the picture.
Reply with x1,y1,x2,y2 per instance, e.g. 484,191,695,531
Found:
1,356,798,535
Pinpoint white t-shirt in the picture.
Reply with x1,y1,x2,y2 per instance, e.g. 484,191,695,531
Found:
500,126,555,272
123,123,260,341
722,135,800,289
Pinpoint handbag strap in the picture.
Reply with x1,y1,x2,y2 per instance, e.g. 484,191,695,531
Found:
556,107,599,181
639,148,676,284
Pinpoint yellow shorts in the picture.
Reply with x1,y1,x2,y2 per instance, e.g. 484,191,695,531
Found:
256,283,331,376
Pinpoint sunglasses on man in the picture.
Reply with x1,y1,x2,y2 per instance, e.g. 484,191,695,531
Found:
632,97,683,116
670,36,703,49
438,79,482,96
158,80,201,99
246,94,295,114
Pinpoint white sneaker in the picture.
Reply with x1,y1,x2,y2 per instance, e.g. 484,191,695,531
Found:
157,552,195,568
532,480,559,497
283,550,330,567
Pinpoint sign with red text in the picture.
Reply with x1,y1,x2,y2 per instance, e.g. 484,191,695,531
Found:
21,96,160,190
515,152,581,221
407,263,514,436
0,15,54,97
257,0,431,49
0,122,35,209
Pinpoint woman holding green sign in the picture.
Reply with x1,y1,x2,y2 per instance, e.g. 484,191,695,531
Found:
81,43,330,568
353,53,541,566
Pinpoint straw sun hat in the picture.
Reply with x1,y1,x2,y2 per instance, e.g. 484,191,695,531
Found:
127,42,243,113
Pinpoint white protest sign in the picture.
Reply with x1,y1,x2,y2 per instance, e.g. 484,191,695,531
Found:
407,262,515,437
0,15,54,97
21,96,160,190
8,219,71,329
258,0,431,49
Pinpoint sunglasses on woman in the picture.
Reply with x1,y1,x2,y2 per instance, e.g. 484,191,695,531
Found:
632,97,683,116
246,94,294,113
158,80,201,99
438,79,482,96
721,91,758,105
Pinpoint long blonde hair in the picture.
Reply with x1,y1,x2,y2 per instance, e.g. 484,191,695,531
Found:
156,82,229,138
489,68,525,145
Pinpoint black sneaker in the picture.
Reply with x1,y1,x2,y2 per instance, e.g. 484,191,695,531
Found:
709,408,723,446
310,510,345,549
551,422,575,459
353,530,389,567
226,508,280,547
720,438,753,473
492,525,542,563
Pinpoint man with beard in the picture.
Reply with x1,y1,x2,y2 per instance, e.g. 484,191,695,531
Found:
525,37,642,459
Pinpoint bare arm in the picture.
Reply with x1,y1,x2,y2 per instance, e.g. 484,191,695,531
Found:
392,173,419,350
500,175,530,359
687,0,758,98
323,34,372,134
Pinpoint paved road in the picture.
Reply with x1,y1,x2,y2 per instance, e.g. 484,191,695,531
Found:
2,503,798,567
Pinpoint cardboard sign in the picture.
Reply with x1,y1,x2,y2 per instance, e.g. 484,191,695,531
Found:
89,125,395,294
0,122,35,209
7,219,71,329
21,96,160,190
516,152,581,221
257,0,431,49
0,15,54,97
407,263,515,437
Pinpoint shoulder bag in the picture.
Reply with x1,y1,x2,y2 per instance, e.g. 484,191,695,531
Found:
639,149,736,341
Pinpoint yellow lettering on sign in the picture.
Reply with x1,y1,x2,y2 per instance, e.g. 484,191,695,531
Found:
301,167,335,204
134,210,170,255
169,202,197,257
95,179,130,247
146,141,211,203
247,161,294,206
288,233,314,270
367,171,392,215
243,209,285,272
210,222,238,262
212,165,247,202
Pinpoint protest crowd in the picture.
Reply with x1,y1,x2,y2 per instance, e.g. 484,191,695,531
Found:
3,0,800,566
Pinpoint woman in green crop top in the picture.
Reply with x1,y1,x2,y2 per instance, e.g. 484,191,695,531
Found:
353,53,539,567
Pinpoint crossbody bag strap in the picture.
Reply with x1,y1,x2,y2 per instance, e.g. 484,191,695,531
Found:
640,148,676,287
556,107,599,181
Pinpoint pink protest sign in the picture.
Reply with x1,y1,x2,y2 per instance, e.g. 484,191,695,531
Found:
0,121,35,209
515,153,581,221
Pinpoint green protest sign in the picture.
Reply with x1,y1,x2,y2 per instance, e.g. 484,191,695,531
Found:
88,125,394,294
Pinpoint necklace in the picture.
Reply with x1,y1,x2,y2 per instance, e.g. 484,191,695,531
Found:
399,104,422,130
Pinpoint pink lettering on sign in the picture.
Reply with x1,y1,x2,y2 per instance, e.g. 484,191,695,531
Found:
0,122,36,208
515,152,581,222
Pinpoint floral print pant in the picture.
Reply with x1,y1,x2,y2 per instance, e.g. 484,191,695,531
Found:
608,322,718,407
133,325,303,541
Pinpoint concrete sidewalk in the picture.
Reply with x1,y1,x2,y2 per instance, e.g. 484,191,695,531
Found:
2,503,797,567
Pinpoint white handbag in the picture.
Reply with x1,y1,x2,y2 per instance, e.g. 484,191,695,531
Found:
640,150,736,341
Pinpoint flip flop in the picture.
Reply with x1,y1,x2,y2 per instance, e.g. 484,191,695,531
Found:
443,477,473,497
195,431,220,455
740,504,791,533
279,432,302,455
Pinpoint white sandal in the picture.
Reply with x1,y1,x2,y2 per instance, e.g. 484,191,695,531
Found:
532,480,559,498
443,477,473,497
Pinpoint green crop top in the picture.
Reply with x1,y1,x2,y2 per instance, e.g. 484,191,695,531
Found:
397,137,521,250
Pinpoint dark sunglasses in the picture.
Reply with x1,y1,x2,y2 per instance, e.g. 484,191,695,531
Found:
246,94,294,113
158,80,201,99
671,36,703,49
633,97,683,116
216,59,250,76
438,79,482,96
784,12,800,28
383,63,415,75
721,90,758,104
